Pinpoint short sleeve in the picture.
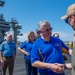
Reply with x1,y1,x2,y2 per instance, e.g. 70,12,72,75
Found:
31,42,39,64
19,41,26,49
0,43,3,51
60,40,69,50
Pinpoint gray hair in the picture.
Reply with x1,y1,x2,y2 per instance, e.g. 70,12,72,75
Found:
38,20,51,30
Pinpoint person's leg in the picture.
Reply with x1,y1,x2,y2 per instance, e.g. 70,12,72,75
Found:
24,58,31,75
32,67,37,75
2,57,8,75
8,58,14,75
0,70,2,75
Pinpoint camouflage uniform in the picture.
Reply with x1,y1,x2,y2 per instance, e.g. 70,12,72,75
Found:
61,4,75,75
72,32,75,75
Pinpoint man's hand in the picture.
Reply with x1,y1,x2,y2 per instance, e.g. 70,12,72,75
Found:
65,63,72,69
51,63,64,73
0,60,4,70
24,52,29,56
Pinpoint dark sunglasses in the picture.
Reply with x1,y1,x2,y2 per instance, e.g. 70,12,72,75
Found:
65,15,75,24
45,27,53,32
65,18,69,24
65,16,71,24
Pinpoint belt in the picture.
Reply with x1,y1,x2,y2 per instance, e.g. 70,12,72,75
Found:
3,56,13,58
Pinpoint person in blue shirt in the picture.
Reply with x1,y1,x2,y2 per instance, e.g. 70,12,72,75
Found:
0,34,16,75
18,31,37,75
31,20,72,75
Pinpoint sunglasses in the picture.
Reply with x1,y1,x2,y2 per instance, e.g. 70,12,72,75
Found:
44,27,53,32
65,18,69,24
65,15,75,24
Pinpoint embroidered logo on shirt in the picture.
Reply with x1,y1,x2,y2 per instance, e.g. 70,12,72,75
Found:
54,43,59,46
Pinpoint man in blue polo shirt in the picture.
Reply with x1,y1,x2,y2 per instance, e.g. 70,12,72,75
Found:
0,34,16,75
31,20,72,75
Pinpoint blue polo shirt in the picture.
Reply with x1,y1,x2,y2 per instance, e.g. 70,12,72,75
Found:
0,41,16,56
19,41,33,59
31,37,69,75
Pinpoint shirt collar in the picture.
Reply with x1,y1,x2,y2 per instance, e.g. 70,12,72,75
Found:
40,36,52,44
6,40,12,44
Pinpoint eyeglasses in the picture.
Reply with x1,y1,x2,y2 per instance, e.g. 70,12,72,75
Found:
65,15,75,24
65,18,69,24
44,27,53,32
65,16,71,24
